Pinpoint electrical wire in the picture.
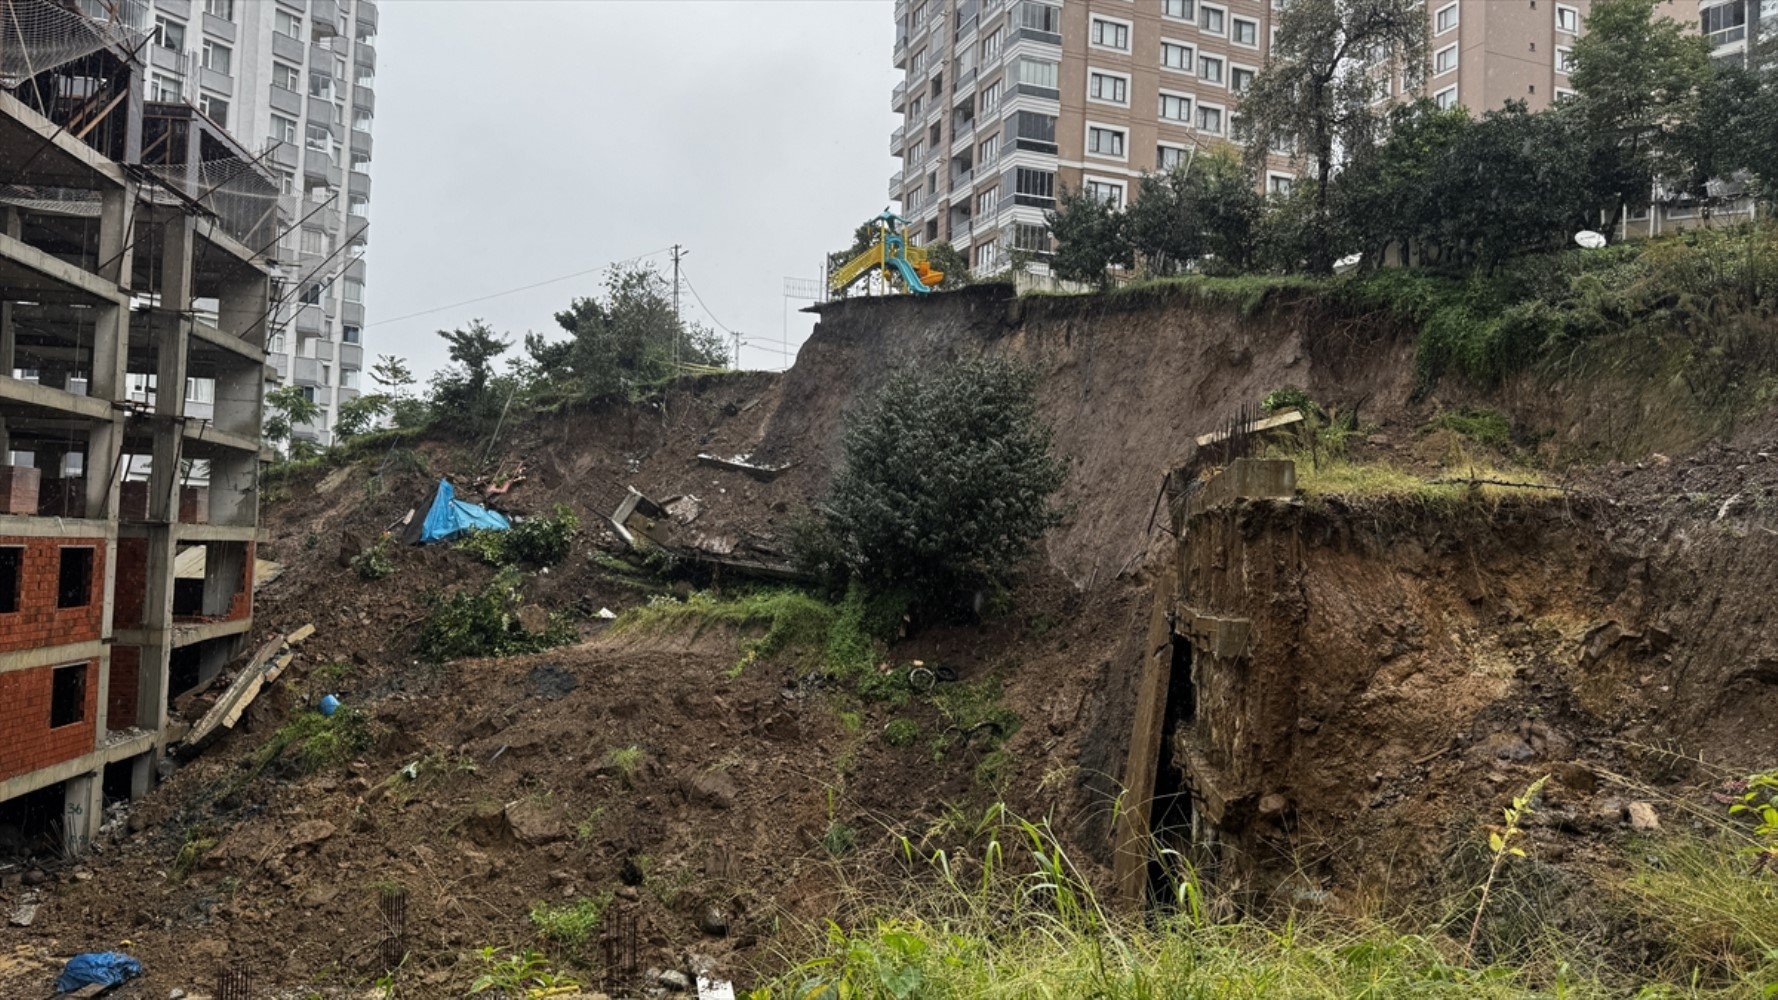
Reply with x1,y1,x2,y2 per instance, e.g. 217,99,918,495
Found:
363,246,676,329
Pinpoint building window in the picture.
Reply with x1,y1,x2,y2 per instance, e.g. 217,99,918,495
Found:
50,664,86,729
1556,3,1579,33
1435,2,1458,34
1160,92,1192,122
205,0,234,20
1232,17,1258,46
975,242,999,271
1231,66,1257,93
197,93,228,128
353,107,373,132
1013,168,1056,207
306,123,331,152
150,73,182,102
1700,3,1746,43
154,16,185,50
1162,41,1194,71
272,113,298,144
57,547,93,608
1018,1,1061,34
1014,57,1059,90
980,80,1001,114
979,133,1000,165
344,277,364,303
1085,179,1123,208
0,547,20,613
1434,43,1458,75
1091,17,1130,50
1197,105,1224,134
349,195,369,218
1268,173,1294,196
978,187,999,216
1089,71,1129,104
1163,0,1195,21
1011,222,1050,253
1158,144,1188,170
1554,86,1576,103
275,8,302,36
274,168,295,195
342,325,362,345
300,228,324,255
980,25,1005,61
1088,125,1127,158
1199,3,1226,34
272,61,300,92
1434,85,1458,109
201,39,231,74
1013,110,1057,151
1555,46,1574,73
350,153,371,174
310,70,332,99
1200,54,1224,83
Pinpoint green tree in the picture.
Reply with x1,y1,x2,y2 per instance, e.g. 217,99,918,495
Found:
1239,0,1427,272
1567,0,1712,225
429,320,512,427
825,359,1066,602
263,383,321,456
1335,99,1470,268
1127,148,1263,275
532,263,726,401
1044,186,1131,289
921,241,971,289
333,392,388,439
370,353,428,428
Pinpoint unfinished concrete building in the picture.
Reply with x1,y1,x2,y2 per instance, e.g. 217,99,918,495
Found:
0,0,271,855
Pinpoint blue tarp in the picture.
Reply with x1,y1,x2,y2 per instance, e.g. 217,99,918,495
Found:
55,952,142,992
417,479,510,544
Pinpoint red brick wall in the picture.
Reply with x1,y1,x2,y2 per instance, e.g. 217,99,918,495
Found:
0,659,99,782
178,486,209,525
107,646,139,732
0,537,106,654
113,537,147,631
226,541,255,621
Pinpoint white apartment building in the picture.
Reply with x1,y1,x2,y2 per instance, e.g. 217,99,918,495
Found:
143,0,379,445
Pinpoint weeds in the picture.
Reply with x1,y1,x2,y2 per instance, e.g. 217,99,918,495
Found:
246,707,371,780
883,719,920,748
167,827,216,883
467,947,578,997
351,534,395,581
458,505,581,568
1466,775,1548,962
603,746,645,787
528,893,613,957
415,569,575,661
611,584,902,684
1428,408,1514,450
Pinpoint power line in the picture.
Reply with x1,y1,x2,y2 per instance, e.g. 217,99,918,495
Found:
679,268,739,336
363,245,676,329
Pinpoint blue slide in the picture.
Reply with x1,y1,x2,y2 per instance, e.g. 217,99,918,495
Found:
885,254,933,295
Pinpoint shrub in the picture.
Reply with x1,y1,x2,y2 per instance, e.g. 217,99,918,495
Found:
458,505,580,568
529,894,613,956
351,535,394,581
884,719,921,747
415,569,575,661
826,360,1066,601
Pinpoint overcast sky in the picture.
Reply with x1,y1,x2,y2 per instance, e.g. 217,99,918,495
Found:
364,1,899,379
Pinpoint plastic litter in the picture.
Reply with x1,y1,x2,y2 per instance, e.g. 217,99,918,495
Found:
55,952,142,992
318,693,341,717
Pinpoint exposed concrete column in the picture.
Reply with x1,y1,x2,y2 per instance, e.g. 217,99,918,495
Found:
218,271,270,348
84,183,135,520
0,203,16,460
61,771,102,857
129,753,153,798
201,542,246,617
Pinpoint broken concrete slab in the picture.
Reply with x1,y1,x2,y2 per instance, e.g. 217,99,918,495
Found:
696,453,788,481
1188,458,1297,517
1194,409,1305,448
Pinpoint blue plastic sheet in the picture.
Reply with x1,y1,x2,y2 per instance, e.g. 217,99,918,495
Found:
417,479,509,543
55,952,142,992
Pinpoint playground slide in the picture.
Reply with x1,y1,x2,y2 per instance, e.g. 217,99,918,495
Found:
885,254,933,295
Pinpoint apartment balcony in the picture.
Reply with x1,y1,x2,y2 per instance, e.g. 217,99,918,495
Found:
350,128,372,156
302,149,342,186
306,336,337,362
270,84,303,116
359,0,378,29
342,301,365,326
892,79,908,110
951,124,975,155
202,9,237,42
891,125,906,153
888,169,904,198
348,169,371,200
311,0,343,32
272,29,306,64
292,358,324,386
355,39,377,65
307,94,337,126
354,88,375,114
198,66,232,97
339,342,364,369
149,42,182,72
295,304,325,334
951,167,974,189
267,139,299,170
894,35,909,68
268,354,290,380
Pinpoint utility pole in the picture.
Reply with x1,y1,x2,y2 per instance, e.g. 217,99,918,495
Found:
669,244,686,367
731,330,741,370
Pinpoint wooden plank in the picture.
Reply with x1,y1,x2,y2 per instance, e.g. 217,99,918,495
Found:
1194,409,1303,448
1113,570,1182,908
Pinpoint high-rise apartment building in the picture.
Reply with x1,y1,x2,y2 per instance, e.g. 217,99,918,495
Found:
1699,0,1775,66
142,0,378,446
889,0,1727,275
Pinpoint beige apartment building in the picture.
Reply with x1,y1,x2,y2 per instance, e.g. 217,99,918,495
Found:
890,0,1732,276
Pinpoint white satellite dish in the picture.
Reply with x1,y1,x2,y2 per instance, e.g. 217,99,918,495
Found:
1333,252,1363,271
1574,230,1607,249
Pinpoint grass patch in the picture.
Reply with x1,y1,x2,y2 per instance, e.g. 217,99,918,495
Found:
250,707,371,777
350,534,395,581
1283,453,1553,505
529,893,614,957
884,719,921,748
1427,408,1514,450
458,505,581,568
603,746,644,787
